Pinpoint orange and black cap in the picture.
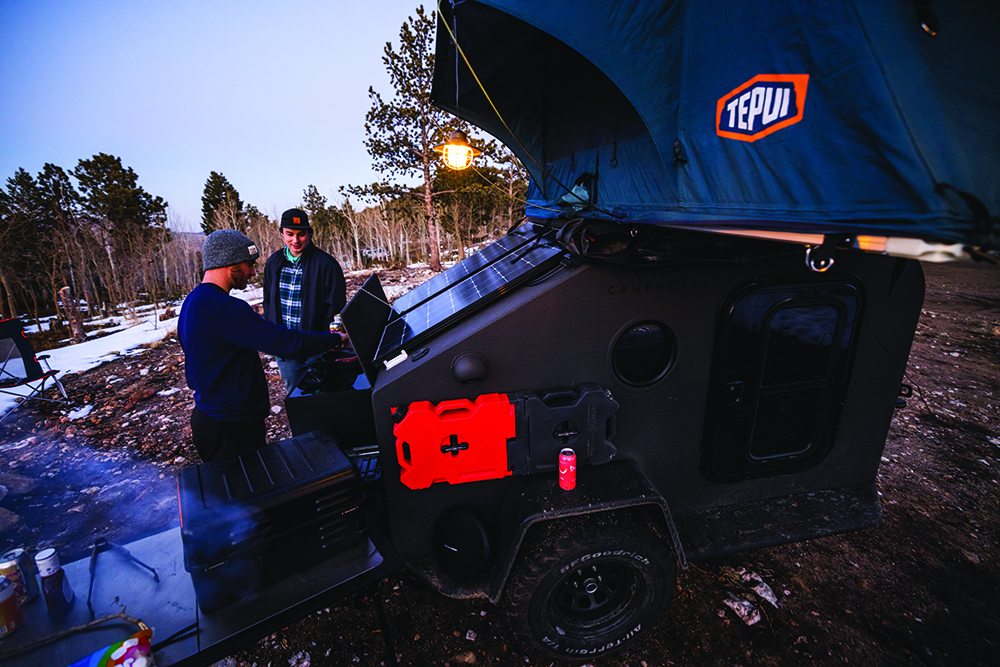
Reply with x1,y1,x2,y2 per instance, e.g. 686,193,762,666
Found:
280,207,311,230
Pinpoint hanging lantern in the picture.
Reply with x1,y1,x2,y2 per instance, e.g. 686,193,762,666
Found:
434,130,481,170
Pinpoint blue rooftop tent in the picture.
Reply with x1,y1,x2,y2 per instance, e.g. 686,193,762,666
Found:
431,0,998,253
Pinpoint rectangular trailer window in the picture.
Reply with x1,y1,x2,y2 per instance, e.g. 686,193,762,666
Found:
702,282,862,481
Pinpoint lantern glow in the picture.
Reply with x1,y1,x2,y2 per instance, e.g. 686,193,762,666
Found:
434,130,481,170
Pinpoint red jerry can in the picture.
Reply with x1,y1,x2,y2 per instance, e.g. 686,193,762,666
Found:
393,394,516,489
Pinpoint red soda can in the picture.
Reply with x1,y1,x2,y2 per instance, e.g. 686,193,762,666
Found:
558,448,577,490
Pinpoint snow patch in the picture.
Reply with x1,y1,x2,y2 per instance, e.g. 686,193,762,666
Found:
67,405,94,420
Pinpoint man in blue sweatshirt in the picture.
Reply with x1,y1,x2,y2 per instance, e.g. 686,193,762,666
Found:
178,229,345,462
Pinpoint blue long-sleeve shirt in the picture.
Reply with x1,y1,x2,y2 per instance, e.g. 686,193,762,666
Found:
178,283,335,421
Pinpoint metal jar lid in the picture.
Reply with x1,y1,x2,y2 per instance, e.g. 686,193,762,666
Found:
0,549,24,567
34,548,60,577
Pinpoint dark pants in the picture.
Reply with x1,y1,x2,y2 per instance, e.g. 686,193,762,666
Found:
191,407,266,462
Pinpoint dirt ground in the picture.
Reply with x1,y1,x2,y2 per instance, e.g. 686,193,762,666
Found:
0,259,997,667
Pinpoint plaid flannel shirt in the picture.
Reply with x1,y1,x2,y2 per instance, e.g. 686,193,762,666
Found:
278,263,304,330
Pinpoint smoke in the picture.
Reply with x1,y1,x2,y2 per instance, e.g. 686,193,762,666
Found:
0,435,181,562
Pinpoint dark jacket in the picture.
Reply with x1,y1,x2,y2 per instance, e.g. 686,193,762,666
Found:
178,283,335,421
262,244,346,360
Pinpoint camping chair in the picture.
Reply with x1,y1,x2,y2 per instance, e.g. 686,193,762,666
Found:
0,317,68,422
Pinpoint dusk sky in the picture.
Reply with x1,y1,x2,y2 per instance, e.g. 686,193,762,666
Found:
1,0,427,231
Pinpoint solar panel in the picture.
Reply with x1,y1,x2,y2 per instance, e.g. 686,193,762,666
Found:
392,225,545,312
375,223,565,363
340,272,391,387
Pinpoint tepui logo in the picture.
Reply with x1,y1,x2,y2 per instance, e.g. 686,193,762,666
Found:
716,74,809,142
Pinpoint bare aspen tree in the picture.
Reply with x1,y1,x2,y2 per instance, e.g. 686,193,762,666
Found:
58,287,87,343
337,197,364,268
210,196,246,235
245,207,282,261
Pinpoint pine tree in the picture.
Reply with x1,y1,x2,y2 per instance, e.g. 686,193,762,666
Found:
357,5,472,272
72,154,168,298
302,185,344,246
73,154,168,233
200,171,244,234
35,164,91,311
0,169,40,318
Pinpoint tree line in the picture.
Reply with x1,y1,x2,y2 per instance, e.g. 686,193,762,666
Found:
0,154,185,331
0,4,528,332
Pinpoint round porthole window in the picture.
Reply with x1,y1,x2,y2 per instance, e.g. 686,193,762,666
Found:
612,321,676,386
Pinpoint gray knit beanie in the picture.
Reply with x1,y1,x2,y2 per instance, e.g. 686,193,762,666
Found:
202,229,260,271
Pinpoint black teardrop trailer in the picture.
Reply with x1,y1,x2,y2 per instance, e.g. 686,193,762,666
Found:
7,0,996,664
0,228,937,665
278,220,926,660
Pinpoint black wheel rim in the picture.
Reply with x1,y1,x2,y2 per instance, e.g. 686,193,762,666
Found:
549,558,641,637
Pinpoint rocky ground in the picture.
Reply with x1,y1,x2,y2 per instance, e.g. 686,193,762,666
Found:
0,260,997,667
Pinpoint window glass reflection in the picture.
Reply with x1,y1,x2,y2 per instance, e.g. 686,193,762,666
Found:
762,305,839,385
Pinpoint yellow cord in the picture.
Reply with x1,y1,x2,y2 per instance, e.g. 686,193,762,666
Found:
436,1,590,213
467,163,563,214
437,2,522,164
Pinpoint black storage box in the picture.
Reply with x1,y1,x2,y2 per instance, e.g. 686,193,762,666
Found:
178,431,364,611
285,384,377,451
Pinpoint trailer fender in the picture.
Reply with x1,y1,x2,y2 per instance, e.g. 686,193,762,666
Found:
488,460,687,603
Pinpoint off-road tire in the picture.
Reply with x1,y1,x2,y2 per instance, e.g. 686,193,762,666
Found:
502,509,676,660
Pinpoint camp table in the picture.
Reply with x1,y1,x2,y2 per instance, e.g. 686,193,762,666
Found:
0,526,400,666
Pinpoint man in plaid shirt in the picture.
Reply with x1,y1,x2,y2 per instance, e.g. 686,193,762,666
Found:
262,208,347,392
